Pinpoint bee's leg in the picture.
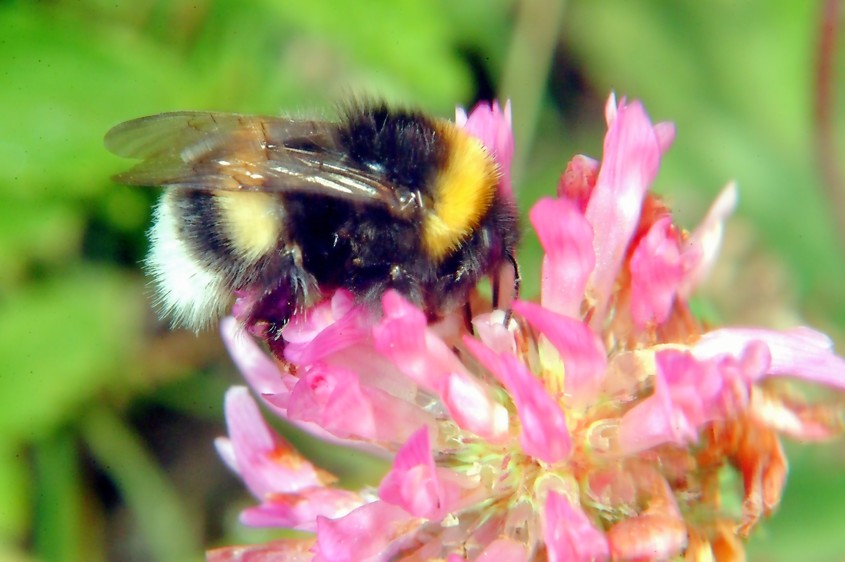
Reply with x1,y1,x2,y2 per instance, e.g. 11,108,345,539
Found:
241,283,294,360
491,271,501,312
463,301,475,335
499,251,521,325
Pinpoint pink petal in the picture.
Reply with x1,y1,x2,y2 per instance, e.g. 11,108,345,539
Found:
679,182,738,298
222,387,325,499
314,501,418,562
241,486,361,530
606,514,687,561
378,427,440,516
708,341,772,417
618,345,773,455
657,349,729,421
512,300,607,399
214,437,238,474
456,100,514,200
286,363,432,444
221,317,293,412
628,217,685,328
604,95,675,153
557,155,599,211
477,539,529,562
529,197,595,317
221,329,366,447
693,327,845,389
543,491,609,562
604,92,618,124
440,370,510,442
223,318,361,446
472,311,518,355
373,290,455,390
618,345,775,454
618,375,692,455
283,290,357,344
653,121,676,153
283,297,375,366
312,343,421,404
379,427,470,520
618,353,701,454
374,291,508,441
464,337,572,463
585,97,668,327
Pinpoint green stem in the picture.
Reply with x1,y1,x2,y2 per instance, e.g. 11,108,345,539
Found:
33,430,90,562
499,0,568,184
81,407,202,562
815,0,845,246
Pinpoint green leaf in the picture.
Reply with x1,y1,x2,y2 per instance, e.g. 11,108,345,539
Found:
0,199,84,289
246,0,473,108
82,407,203,562
0,444,31,542
747,445,845,562
0,269,143,442
33,431,98,562
0,540,36,562
0,4,204,201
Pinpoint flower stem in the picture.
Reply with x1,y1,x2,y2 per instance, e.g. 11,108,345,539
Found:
81,407,202,562
815,0,845,246
499,0,568,184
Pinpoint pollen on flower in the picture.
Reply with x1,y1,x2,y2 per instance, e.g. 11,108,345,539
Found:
267,443,307,466
209,96,845,562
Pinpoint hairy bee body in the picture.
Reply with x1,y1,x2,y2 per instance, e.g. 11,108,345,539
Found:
107,104,519,338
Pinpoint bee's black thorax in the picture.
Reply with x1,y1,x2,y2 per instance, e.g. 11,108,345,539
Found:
285,188,519,315
337,104,447,200
286,193,422,300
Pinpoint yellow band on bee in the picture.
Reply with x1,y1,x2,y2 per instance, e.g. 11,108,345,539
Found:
423,124,498,261
215,191,282,261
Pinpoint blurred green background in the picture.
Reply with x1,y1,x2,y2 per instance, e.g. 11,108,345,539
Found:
1,1,844,560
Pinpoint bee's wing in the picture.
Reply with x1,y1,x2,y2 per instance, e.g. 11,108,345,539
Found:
105,112,415,216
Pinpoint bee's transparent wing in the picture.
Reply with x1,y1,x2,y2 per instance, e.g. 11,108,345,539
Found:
105,112,415,216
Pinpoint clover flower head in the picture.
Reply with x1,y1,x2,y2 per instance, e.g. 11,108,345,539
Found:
209,95,845,562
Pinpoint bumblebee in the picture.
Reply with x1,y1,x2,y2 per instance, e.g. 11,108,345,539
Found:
105,104,519,342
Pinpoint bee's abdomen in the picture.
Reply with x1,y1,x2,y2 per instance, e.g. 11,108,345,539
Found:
147,190,294,330
146,191,232,329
